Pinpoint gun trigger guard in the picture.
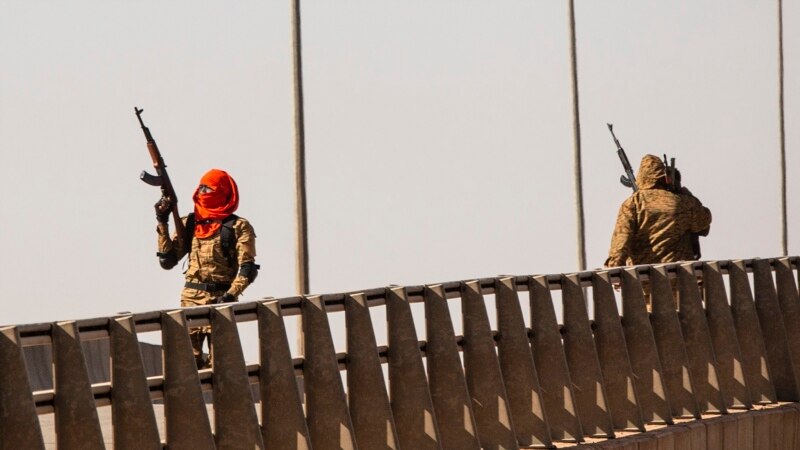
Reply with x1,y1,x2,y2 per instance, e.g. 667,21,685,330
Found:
620,175,633,188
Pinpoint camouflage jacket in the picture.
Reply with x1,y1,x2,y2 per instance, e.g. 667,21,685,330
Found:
605,155,711,267
157,216,257,301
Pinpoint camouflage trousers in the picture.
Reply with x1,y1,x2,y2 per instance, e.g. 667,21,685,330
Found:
641,280,677,312
641,277,702,312
181,286,226,369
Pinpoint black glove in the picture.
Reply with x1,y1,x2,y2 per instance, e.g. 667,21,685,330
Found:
213,293,237,304
154,196,172,223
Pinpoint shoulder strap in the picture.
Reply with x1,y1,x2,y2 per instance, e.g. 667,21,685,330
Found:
183,213,196,252
184,213,238,263
220,214,239,263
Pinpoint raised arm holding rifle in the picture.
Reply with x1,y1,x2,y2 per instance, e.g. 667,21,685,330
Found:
137,107,186,250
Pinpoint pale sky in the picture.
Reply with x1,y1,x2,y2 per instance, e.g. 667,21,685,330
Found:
1,2,798,356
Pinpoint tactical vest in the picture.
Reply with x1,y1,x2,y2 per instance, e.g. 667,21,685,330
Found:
184,213,239,265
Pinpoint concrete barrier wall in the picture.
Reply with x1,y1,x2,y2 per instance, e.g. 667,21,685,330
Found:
562,403,800,450
0,257,798,449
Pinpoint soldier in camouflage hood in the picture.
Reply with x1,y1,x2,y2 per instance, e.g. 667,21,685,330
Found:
155,168,258,368
605,154,711,267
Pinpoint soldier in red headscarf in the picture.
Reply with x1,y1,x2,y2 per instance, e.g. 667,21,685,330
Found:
155,168,258,368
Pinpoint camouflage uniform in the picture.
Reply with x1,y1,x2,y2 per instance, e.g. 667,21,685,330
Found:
605,154,711,268
157,216,257,367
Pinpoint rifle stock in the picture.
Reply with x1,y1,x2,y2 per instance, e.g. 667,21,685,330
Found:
136,107,186,248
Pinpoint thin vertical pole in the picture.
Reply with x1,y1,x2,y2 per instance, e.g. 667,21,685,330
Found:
291,0,308,352
778,0,788,256
568,0,586,271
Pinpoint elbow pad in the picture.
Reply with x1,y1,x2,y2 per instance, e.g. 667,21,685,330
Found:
157,251,178,270
239,262,260,283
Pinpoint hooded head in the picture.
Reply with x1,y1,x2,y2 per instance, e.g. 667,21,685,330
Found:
636,154,667,190
192,169,239,238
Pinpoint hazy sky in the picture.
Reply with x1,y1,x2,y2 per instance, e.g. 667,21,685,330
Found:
1,1,798,351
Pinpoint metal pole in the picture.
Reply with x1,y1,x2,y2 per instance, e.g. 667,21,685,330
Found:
778,0,788,256
291,0,309,352
568,0,587,271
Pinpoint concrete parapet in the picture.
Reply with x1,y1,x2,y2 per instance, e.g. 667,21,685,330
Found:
560,405,800,450
3,257,800,449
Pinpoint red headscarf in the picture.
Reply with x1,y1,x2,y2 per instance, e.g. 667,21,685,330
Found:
192,169,239,238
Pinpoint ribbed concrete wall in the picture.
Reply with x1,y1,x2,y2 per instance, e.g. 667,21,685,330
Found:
0,257,798,449
563,403,800,449
22,340,163,391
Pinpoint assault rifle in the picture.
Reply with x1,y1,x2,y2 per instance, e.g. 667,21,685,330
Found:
663,154,678,190
607,123,637,191
661,153,704,259
136,107,185,248
606,123,703,259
